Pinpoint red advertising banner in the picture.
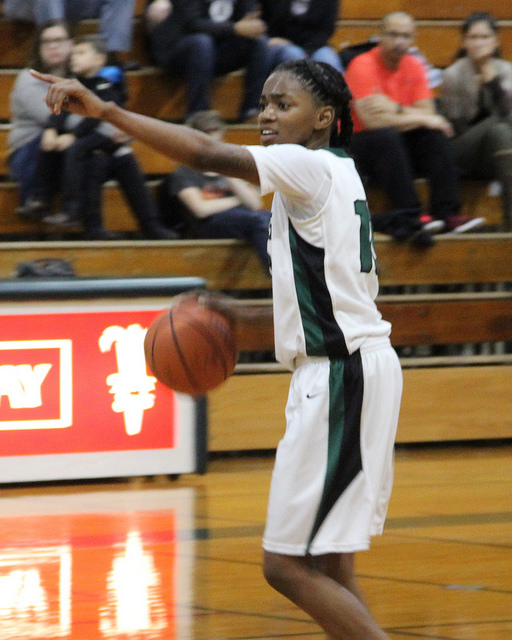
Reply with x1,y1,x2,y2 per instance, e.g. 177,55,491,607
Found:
0,308,177,457
0,301,203,481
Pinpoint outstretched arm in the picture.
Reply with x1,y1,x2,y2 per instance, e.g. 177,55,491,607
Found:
30,71,261,185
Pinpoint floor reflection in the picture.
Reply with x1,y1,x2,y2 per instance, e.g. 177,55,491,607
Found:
0,487,195,640
100,531,168,638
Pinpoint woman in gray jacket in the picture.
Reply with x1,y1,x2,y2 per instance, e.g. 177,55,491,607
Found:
439,11,512,230
8,20,74,206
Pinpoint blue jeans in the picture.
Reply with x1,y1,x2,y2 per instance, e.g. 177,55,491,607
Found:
191,207,271,272
150,31,270,118
8,135,42,205
9,0,136,51
269,43,343,72
212,34,271,118
151,33,213,116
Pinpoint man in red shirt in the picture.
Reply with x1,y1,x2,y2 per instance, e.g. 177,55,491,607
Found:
345,12,485,241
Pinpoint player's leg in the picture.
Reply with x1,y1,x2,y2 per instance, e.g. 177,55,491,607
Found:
313,552,367,605
262,346,401,640
263,551,389,640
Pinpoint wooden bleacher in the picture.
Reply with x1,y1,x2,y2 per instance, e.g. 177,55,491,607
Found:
0,234,509,449
208,234,512,451
0,1,511,451
0,3,509,231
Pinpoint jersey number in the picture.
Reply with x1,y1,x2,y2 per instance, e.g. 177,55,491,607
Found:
355,200,375,273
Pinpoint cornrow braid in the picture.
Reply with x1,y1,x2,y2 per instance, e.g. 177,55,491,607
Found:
275,59,353,148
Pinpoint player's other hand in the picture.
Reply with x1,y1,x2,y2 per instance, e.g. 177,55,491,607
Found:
174,290,239,325
30,70,107,118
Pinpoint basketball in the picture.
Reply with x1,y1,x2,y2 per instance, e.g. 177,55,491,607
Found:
144,295,238,396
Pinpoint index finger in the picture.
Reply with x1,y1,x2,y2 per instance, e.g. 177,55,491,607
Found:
30,69,65,84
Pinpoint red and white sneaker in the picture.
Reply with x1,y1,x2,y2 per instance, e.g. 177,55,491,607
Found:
444,215,486,233
419,213,445,234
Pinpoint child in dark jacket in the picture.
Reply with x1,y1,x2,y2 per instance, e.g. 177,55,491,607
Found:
22,34,176,239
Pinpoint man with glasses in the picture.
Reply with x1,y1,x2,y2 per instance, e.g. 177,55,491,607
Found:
345,11,485,243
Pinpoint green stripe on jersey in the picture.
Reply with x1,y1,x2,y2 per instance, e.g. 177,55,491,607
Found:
306,356,364,552
289,223,328,357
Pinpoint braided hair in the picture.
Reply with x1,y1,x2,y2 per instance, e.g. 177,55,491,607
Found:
274,59,353,149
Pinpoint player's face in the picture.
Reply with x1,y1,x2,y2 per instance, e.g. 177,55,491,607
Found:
258,71,328,149
39,25,72,71
70,43,104,77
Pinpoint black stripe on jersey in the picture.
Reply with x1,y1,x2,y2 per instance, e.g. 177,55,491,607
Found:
289,224,349,359
307,354,364,551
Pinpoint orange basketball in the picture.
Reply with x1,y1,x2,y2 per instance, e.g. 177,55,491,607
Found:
144,296,238,396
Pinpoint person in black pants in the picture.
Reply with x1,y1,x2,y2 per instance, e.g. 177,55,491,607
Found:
21,34,176,239
145,0,271,121
260,0,343,72
345,12,486,243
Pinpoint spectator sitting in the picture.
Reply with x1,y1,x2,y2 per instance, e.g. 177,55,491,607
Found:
157,110,271,271
8,20,73,209
260,0,343,72
344,11,486,245
3,0,136,64
19,34,177,240
180,0,271,123
144,0,211,118
438,11,512,231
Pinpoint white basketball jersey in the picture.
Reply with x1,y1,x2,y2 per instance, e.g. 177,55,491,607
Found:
247,144,391,370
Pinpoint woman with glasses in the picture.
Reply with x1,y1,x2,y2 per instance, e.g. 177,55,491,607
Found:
438,12,512,230
8,20,73,208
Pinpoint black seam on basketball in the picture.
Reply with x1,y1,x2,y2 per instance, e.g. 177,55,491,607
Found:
169,308,201,390
179,309,235,378
149,326,159,377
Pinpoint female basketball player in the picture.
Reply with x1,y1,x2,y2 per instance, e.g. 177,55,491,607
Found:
34,60,403,640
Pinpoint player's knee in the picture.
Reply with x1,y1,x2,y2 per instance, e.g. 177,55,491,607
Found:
262,551,299,595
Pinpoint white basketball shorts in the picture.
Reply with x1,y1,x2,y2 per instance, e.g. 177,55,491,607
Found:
263,338,403,556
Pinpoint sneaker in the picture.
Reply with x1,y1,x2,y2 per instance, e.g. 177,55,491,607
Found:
444,215,486,233
419,213,445,234
409,228,435,248
42,211,82,227
15,200,48,221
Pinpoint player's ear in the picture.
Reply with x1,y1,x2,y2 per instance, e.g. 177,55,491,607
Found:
314,105,335,132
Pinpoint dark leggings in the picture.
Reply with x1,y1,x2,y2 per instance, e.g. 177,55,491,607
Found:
350,127,461,220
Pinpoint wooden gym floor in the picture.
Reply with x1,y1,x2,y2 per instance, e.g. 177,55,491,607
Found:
0,442,511,640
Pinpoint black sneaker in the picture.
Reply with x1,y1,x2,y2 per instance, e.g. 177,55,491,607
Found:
409,228,435,248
